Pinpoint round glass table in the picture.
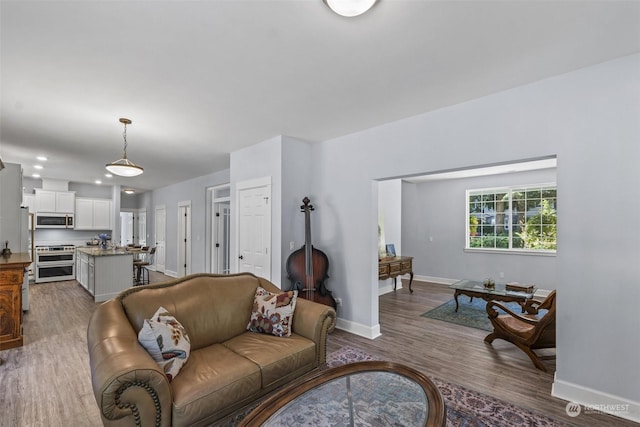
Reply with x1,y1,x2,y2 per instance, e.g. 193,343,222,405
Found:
240,361,446,427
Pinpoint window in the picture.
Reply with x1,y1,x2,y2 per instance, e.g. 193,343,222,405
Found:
467,184,556,253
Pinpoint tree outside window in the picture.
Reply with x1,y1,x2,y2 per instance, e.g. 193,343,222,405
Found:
467,185,556,252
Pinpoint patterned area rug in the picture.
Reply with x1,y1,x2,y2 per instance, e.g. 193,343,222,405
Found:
328,346,571,427
218,346,572,427
420,298,525,331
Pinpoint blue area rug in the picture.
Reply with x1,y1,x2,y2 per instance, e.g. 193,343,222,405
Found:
420,298,523,331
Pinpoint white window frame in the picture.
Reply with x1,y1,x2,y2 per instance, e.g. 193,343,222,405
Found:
465,182,557,256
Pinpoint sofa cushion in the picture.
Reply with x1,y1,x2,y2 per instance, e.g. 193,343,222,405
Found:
170,344,261,427
121,274,261,350
247,286,298,337
224,331,316,389
137,306,191,382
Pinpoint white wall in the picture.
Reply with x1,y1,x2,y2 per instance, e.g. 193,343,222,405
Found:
378,179,402,293
402,168,557,287
143,169,230,276
280,136,314,289
229,135,320,289
313,54,640,417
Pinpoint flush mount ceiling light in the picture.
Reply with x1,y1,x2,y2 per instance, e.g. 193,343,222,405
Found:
323,0,377,17
106,118,144,177
123,189,135,195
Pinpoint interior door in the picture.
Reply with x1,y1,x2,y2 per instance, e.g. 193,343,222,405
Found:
213,201,230,274
119,212,134,246
136,209,147,246
178,202,191,277
237,184,271,279
155,205,166,273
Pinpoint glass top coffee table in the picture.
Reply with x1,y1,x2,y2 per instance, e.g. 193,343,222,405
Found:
449,279,537,313
239,361,446,427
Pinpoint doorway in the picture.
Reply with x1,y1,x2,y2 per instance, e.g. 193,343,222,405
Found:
236,177,271,279
154,205,166,273
119,211,134,246
209,184,231,274
178,201,192,277
136,209,147,246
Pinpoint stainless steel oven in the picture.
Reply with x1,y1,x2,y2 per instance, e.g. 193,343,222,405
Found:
35,245,76,283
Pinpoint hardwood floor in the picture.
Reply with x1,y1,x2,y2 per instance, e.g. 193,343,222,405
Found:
0,276,634,426
329,279,636,427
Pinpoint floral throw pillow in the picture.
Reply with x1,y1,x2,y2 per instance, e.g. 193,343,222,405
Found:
138,306,191,382
247,287,298,337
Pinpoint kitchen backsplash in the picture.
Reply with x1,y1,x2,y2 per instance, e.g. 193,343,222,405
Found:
34,228,112,247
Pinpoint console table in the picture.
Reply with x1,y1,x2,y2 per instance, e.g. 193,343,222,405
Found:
379,256,414,293
0,253,31,350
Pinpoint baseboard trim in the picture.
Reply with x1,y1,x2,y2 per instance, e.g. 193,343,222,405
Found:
552,376,640,423
163,270,178,278
413,275,458,285
335,318,381,339
378,282,400,295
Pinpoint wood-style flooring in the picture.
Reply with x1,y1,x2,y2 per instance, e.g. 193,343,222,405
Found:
329,279,637,427
0,275,635,426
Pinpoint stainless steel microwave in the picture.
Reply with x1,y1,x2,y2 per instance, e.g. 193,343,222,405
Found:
35,213,74,229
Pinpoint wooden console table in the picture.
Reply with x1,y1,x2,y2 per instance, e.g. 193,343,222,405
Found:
0,253,31,350
378,256,414,293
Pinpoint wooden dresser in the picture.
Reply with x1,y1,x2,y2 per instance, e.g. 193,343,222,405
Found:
378,256,414,293
0,253,31,350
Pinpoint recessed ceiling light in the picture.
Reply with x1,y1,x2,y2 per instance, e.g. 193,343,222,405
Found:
104,173,113,178
32,173,40,178
34,164,43,170
95,180,102,185
36,156,47,161
123,189,135,194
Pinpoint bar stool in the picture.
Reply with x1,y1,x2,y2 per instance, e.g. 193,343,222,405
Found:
133,247,155,285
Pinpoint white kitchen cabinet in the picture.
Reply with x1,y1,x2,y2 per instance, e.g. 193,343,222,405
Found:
75,199,94,229
75,198,112,230
35,189,75,213
79,252,89,291
93,199,112,229
76,248,133,302
88,257,95,295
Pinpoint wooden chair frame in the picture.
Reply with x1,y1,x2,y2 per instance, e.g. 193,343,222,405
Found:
484,291,556,371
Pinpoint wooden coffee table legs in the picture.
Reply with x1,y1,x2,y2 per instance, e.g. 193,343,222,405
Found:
453,289,529,312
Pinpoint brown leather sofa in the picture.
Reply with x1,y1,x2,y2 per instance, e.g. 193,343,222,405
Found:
87,273,336,427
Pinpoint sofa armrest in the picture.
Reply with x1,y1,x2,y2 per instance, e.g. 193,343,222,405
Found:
291,297,337,366
87,299,173,427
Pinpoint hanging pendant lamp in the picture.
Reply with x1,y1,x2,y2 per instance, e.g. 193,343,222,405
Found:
323,0,377,17
106,118,144,177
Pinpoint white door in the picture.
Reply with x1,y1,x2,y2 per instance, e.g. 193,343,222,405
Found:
155,205,166,273
237,184,271,279
120,212,134,246
136,210,147,246
178,202,191,277
213,202,231,274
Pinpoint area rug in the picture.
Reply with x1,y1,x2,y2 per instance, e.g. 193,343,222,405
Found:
420,298,524,331
216,346,572,427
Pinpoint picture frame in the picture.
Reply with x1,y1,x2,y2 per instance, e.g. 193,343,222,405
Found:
385,244,396,257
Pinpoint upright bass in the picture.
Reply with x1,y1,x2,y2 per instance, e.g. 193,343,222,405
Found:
286,197,337,309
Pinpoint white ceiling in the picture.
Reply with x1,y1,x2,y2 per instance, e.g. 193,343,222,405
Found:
1,1,639,191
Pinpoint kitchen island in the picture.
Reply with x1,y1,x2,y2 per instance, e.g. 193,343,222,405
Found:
76,247,134,302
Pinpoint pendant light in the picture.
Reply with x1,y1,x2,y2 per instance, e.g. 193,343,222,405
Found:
323,0,377,17
106,118,144,177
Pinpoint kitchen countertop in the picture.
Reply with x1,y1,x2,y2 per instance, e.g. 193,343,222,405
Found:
76,247,135,257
